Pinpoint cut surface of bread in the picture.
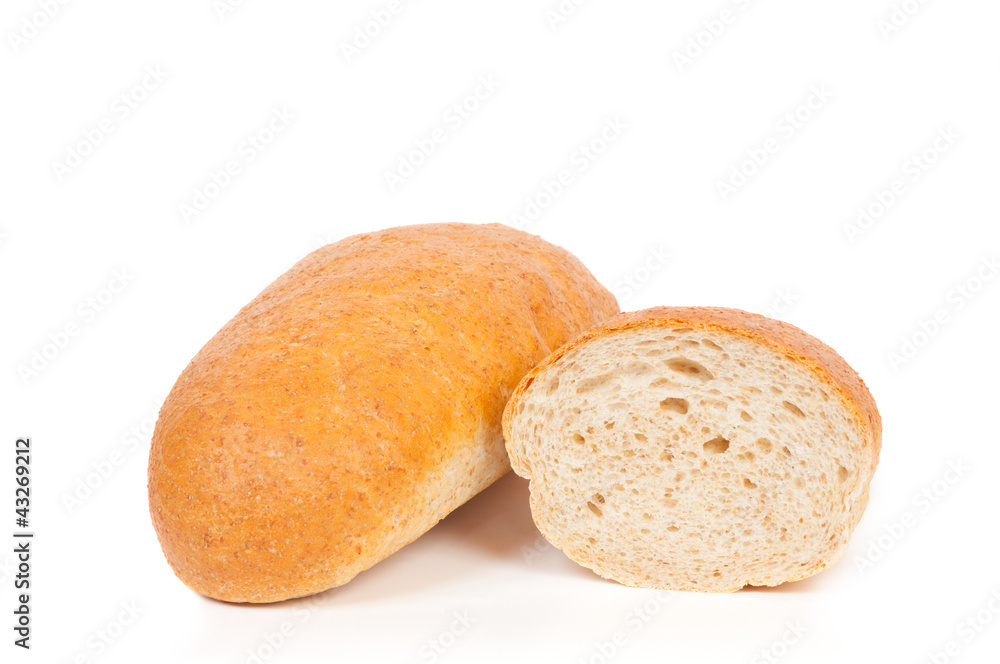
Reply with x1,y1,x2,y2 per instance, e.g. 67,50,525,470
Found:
502,307,881,592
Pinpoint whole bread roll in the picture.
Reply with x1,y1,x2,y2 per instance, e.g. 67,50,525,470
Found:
148,223,618,602
502,307,881,592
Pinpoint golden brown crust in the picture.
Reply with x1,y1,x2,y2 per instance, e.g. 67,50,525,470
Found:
504,306,881,479
148,223,618,603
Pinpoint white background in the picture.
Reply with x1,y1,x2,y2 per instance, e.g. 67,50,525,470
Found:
2,1,999,662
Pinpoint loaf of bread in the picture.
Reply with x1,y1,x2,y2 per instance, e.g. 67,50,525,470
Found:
148,223,618,602
502,307,881,591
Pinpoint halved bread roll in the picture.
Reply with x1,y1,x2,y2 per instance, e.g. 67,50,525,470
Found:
502,307,881,591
